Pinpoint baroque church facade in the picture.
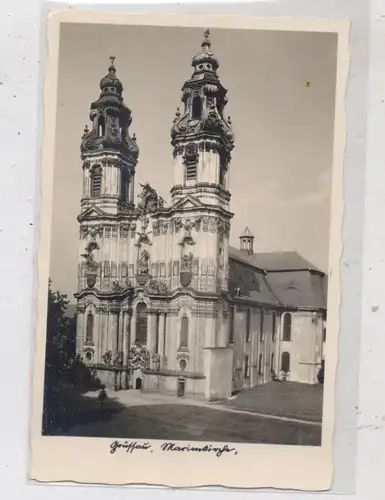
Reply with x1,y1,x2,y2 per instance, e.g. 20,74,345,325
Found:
75,30,327,400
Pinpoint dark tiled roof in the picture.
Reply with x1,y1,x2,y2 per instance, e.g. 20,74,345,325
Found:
253,251,322,273
228,247,327,310
263,270,326,309
228,259,280,306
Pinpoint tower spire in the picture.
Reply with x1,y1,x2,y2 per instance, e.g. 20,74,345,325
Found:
170,29,235,204
201,28,211,50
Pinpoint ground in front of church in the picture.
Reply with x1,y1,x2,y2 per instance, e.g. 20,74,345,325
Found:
59,382,322,446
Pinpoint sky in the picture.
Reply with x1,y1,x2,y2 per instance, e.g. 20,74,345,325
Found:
50,23,337,300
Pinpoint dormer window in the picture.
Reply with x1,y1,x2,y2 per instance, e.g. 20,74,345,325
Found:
191,96,202,120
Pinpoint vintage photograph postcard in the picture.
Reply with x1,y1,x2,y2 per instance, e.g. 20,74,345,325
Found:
30,10,349,490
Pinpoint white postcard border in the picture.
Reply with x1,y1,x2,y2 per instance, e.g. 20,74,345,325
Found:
29,10,350,491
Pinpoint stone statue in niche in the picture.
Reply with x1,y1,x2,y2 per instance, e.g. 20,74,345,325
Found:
138,249,150,274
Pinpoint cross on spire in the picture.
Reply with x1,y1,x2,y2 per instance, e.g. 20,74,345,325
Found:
201,28,211,50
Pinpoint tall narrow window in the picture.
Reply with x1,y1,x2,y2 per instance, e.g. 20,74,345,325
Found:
191,96,202,119
86,313,94,343
180,314,189,348
270,352,275,371
98,115,105,136
282,313,292,341
136,303,148,346
228,307,235,344
91,166,102,197
120,170,129,203
258,353,263,375
185,163,197,183
244,355,249,379
281,351,290,373
246,309,251,342
272,313,276,341
259,310,265,341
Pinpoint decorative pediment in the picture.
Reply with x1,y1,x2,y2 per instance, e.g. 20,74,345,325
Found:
78,205,107,221
172,195,205,211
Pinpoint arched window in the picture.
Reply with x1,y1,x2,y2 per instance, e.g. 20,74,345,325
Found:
136,303,148,346
282,313,292,341
90,166,102,197
98,115,105,137
191,96,202,119
180,314,189,348
86,313,94,343
281,351,290,373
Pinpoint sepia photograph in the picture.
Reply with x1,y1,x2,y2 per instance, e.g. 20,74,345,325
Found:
30,11,348,490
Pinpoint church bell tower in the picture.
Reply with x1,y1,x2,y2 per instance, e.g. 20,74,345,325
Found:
169,30,235,295
80,57,139,215
170,29,235,209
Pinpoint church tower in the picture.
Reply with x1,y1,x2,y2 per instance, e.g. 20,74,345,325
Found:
75,58,140,370
171,29,235,207
169,29,235,294
80,57,139,215
77,57,139,296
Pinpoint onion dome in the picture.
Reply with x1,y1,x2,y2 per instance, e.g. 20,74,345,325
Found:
99,56,123,99
241,227,254,238
191,29,219,75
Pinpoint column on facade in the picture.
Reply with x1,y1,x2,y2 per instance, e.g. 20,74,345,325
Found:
130,173,135,204
118,310,124,353
158,313,166,361
146,312,156,352
108,311,116,353
122,312,130,365
76,312,85,354
130,309,136,347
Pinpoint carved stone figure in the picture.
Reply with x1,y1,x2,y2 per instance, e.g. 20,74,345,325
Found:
112,280,123,291
138,249,150,274
102,350,112,365
113,350,123,366
181,252,193,272
136,182,164,215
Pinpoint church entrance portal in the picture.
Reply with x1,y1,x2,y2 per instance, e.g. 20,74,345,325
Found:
135,377,142,390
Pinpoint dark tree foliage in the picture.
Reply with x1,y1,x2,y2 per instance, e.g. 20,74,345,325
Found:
42,280,101,434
